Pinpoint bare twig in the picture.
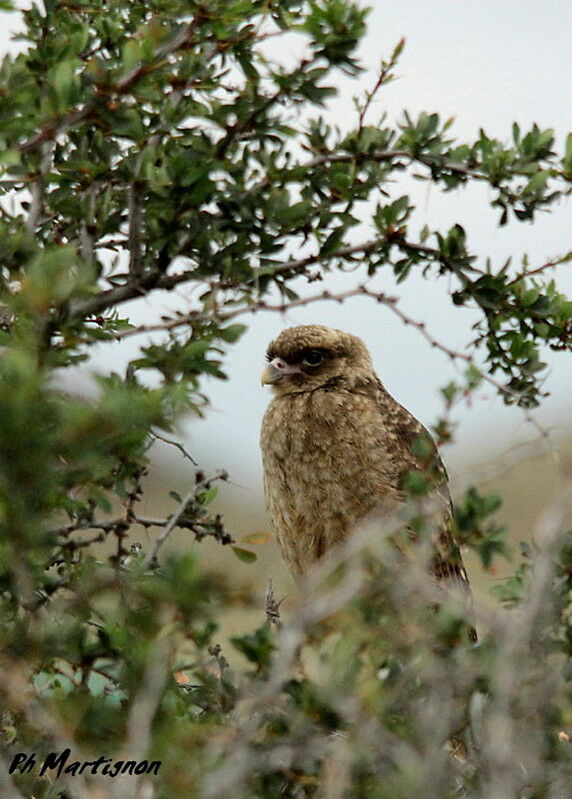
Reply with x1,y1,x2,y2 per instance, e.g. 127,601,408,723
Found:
150,429,197,464
109,282,525,403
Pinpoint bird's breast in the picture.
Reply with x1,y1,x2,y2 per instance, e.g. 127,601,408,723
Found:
260,389,398,573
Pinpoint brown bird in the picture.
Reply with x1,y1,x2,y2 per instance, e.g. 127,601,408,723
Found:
260,324,474,631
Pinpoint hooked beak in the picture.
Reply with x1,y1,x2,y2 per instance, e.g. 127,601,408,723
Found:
261,358,301,386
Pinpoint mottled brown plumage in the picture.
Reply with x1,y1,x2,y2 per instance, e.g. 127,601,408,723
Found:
260,325,474,630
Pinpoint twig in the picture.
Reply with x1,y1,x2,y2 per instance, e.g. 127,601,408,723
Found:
299,148,482,181
71,231,405,318
265,578,283,628
151,429,198,464
357,39,405,131
127,180,144,277
68,264,196,319
67,237,386,319
69,223,477,321
126,87,186,279
124,465,147,528
505,250,572,287
145,469,228,566
79,183,97,270
25,140,53,233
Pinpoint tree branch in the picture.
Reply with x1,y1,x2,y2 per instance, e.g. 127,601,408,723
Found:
298,148,482,181
25,140,53,233
127,180,144,277
79,183,97,270
145,469,228,566
505,251,572,287
150,429,197,465
67,265,197,318
67,238,384,319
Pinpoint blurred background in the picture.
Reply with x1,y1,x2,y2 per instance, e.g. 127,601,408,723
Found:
3,1,572,640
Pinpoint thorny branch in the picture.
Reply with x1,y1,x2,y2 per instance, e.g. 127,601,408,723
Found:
48,468,232,574
109,282,529,405
505,250,572,286
298,147,482,181
66,238,388,319
67,227,474,322
150,429,198,465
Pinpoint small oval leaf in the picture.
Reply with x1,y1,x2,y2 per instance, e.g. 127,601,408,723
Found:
240,530,272,545
231,546,257,563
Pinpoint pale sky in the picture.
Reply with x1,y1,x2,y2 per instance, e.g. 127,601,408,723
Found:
2,1,571,507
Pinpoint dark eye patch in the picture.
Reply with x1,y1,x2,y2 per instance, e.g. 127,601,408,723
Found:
301,348,326,367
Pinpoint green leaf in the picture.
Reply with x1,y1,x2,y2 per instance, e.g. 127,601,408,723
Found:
521,287,541,307
217,324,247,343
231,546,257,563
200,486,218,506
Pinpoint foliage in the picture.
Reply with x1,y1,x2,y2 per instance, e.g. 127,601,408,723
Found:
0,1,570,797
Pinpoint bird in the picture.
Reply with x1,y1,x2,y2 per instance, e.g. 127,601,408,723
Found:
260,324,475,638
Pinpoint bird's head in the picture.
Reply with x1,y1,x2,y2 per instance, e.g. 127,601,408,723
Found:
261,324,375,395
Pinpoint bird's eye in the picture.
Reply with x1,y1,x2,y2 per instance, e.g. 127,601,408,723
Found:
302,349,324,367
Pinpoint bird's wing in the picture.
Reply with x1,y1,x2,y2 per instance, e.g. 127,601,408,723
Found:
370,380,473,597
